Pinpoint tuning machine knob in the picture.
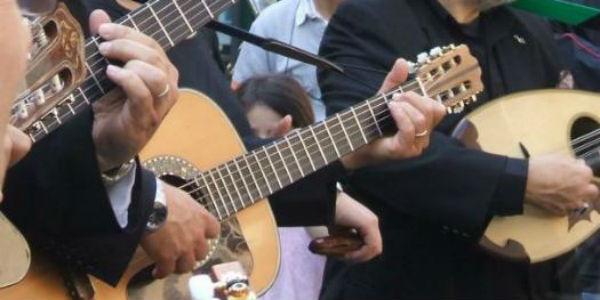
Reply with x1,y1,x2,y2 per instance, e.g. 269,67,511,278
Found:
417,52,430,64
429,47,443,58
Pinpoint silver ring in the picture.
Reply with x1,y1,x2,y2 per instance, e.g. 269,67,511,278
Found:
157,84,170,98
415,130,429,137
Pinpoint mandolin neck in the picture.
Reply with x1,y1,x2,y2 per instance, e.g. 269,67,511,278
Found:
25,0,236,142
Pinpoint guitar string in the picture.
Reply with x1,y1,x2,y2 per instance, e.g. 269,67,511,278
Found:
179,84,436,217
18,1,489,215
14,0,220,109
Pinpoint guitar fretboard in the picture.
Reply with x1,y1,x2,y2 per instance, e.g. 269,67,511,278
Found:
26,0,235,142
193,81,429,221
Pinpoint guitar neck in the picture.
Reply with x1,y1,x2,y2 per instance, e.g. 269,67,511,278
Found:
195,81,428,221
25,0,235,142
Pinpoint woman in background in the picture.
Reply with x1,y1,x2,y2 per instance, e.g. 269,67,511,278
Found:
237,74,381,300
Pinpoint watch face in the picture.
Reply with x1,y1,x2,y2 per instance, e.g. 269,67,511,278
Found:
146,202,168,232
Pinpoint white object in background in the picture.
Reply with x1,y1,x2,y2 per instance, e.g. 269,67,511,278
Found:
189,275,217,300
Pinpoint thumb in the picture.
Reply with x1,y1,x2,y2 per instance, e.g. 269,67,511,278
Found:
378,59,409,94
89,9,112,35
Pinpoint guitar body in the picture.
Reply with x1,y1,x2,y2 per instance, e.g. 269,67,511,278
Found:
0,90,280,299
452,89,600,263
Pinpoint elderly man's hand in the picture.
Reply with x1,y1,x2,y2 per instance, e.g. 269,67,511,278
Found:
88,10,179,172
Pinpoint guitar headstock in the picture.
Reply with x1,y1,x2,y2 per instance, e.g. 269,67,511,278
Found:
11,3,86,137
413,44,483,113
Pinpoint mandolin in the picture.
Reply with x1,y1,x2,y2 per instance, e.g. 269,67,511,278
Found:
452,89,600,263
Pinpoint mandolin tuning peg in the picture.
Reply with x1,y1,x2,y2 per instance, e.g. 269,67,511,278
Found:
417,52,430,64
470,95,478,103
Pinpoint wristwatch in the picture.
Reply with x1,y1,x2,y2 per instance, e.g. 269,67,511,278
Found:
146,179,168,233
101,159,136,185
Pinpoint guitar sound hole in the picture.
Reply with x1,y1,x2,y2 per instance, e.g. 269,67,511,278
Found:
160,175,205,204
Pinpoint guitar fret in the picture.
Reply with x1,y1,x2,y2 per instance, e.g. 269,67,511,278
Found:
297,131,316,171
198,173,222,219
201,0,215,18
336,114,354,151
171,0,195,33
224,163,245,209
243,155,263,199
263,147,283,189
208,169,230,216
78,88,90,104
148,4,174,46
127,14,140,31
274,143,294,183
416,77,429,97
84,62,105,94
323,121,341,157
216,166,238,211
233,158,253,202
309,126,328,164
351,106,369,144
253,152,273,194
366,100,383,136
285,135,305,177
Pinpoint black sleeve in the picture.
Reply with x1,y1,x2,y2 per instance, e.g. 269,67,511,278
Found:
2,109,154,286
318,0,526,239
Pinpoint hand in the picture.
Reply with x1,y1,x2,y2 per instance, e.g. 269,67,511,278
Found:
0,126,31,203
140,182,220,278
0,1,31,187
525,154,599,215
89,10,179,172
332,192,382,262
341,59,446,170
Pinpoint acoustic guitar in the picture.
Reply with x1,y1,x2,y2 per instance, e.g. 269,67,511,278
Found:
1,50,483,300
452,89,600,263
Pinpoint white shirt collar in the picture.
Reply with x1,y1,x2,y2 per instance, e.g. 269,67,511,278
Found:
295,0,326,26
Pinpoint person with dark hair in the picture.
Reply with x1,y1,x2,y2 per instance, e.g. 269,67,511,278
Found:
237,74,381,300
238,74,315,137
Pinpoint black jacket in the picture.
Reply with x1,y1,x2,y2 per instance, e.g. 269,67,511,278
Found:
1,1,156,286
318,0,573,299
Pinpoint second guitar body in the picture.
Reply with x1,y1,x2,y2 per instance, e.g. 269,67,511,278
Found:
452,89,600,263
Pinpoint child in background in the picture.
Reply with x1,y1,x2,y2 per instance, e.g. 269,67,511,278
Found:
237,74,325,300
237,74,380,300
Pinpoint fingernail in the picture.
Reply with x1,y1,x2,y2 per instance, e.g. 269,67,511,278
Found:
106,65,123,77
98,42,110,55
98,24,112,38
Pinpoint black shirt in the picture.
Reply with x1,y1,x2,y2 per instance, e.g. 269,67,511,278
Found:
318,0,571,299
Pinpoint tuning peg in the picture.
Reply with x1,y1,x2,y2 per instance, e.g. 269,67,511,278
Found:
35,89,46,105
417,52,430,64
429,47,443,57
452,101,465,113
406,60,418,74
470,95,478,103
18,103,28,119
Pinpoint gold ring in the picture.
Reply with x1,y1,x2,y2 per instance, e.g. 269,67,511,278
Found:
158,84,170,98
415,130,429,137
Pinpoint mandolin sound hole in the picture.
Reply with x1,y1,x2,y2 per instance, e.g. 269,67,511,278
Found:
571,116,600,176
160,174,205,204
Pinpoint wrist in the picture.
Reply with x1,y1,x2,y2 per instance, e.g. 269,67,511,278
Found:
101,159,136,185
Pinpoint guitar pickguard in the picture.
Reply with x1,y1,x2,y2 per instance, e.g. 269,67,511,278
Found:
134,155,254,300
